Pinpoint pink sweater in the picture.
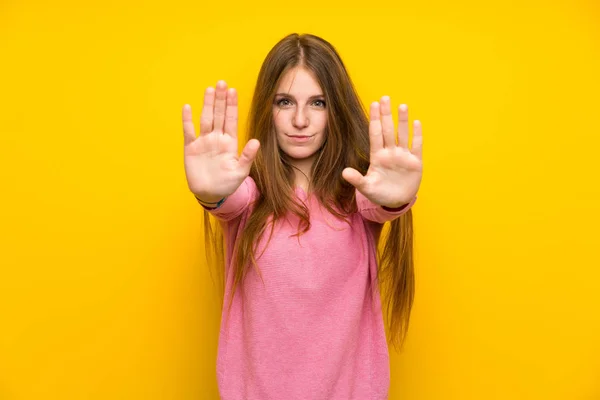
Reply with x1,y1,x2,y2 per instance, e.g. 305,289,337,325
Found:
203,176,416,400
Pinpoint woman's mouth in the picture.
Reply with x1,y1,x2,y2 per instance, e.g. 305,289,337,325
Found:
286,134,313,143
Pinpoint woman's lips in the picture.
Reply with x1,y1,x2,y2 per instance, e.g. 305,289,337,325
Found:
286,134,313,143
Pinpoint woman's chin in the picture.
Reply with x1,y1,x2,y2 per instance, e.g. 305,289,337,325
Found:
279,144,316,158
283,150,317,161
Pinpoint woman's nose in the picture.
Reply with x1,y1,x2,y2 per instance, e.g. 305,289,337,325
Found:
292,108,309,128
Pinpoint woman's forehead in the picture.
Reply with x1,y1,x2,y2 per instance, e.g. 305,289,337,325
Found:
276,67,323,97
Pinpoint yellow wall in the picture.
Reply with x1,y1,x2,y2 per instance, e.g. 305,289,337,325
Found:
1,0,599,398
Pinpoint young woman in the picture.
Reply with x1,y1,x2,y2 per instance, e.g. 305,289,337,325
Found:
182,33,423,399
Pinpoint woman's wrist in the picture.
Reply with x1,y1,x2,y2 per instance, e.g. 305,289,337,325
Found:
382,203,408,212
193,193,223,204
381,196,417,211
193,193,227,209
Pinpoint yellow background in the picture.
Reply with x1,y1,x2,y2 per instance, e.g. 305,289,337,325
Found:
1,0,599,398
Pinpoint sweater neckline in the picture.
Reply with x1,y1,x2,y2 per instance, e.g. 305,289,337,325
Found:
294,185,309,200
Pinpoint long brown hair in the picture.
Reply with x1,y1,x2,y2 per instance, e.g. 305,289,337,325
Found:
203,33,415,351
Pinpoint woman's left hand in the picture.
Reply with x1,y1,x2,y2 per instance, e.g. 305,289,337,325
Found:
342,96,423,208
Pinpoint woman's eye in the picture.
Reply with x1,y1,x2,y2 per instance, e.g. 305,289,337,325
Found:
276,98,326,107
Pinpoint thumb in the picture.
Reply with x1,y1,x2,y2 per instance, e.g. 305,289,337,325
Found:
239,139,260,173
342,167,366,190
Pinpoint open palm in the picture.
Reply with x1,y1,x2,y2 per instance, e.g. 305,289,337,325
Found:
182,81,260,203
342,96,423,208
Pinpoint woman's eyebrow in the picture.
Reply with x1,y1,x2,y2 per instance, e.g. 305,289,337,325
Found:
275,93,325,99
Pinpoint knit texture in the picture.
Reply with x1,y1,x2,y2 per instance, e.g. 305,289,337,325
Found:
204,176,416,400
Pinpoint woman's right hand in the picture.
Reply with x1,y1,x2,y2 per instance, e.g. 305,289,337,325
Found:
182,80,260,203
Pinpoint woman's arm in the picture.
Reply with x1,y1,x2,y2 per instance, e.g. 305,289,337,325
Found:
355,188,416,224
197,176,258,222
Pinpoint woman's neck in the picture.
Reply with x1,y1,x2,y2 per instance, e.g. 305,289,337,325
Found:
289,157,314,192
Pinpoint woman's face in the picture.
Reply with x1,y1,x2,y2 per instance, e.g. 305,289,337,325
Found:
273,66,327,168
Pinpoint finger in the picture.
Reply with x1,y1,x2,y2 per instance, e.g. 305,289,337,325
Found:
380,96,396,148
200,87,215,135
369,102,383,153
238,139,261,172
213,80,227,133
182,104,196,146
342,167,366,191
411,120,423,159
397,104,409,148
224,88,238,139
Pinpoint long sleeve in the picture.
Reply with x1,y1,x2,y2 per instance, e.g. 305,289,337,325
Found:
200,176,259,222
355,188,417,224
